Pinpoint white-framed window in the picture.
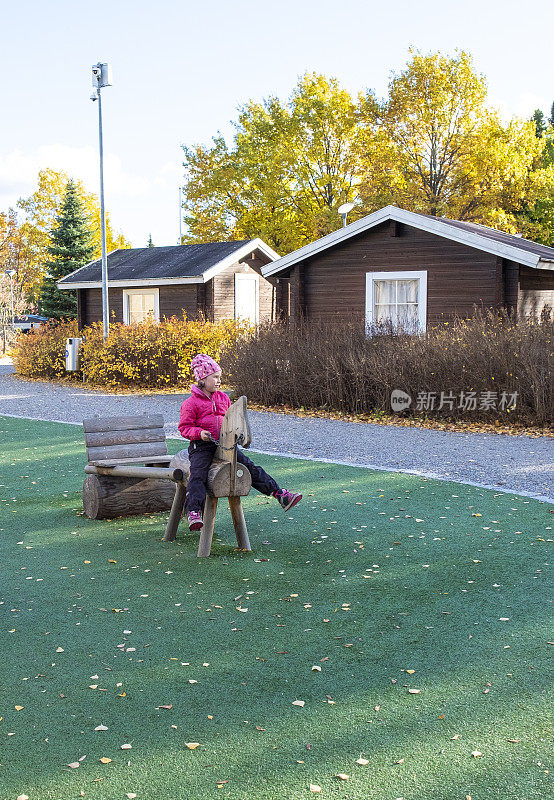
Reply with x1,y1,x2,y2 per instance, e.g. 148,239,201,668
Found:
234,273,259,325
365,270,427,333
122,288,160,324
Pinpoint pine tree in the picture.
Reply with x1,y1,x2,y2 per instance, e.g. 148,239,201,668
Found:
38,181,94,318
147,234,154,247
532,109,547,137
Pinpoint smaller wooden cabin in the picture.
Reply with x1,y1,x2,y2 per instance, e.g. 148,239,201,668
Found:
261,206,554,330
57,239,280,329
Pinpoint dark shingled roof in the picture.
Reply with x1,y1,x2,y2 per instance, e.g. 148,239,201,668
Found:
59,241,251,284
418,214,554,261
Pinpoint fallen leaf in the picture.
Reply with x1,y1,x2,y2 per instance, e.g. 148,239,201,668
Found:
108,559,117,563
126,795,137,799
507,738,521,743
185,742,200,749
408,689,421,694
120,743,132,750
17,795,29,800
395,758,405,764
310,785,322,793
67,762,80,769
405,669,415,674
471,750,483,758
336,773,349,780
356,758,369,765
99,757,112,764
188,680,198,684
157,704,173,710
14,705,23,711
292,700,305,707
311,665,322,672
56,647,64,653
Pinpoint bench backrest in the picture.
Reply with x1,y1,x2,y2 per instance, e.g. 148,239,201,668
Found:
82,414,168,464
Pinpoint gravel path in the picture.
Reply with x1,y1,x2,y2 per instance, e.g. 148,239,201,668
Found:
1,363,552,503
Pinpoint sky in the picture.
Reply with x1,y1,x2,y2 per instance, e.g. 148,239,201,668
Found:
2,0,553,248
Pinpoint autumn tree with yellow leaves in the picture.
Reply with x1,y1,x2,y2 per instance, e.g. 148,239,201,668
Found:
182,51,554,253
2,168,131,307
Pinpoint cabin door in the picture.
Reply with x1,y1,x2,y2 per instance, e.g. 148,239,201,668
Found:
234,274,259,325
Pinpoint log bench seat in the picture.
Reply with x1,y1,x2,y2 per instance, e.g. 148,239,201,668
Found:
82,399,253,557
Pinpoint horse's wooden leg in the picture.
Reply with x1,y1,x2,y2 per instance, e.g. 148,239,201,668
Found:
197,495,218,557
228,496,251,551
163,482,186,541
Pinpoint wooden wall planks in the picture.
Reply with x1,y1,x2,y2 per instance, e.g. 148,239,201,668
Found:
282,222,509,325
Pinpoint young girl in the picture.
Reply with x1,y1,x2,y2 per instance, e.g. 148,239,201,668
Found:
178,353,302,531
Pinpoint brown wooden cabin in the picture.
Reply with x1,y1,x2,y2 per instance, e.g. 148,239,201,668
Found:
261,206,554,330
57,239,280,329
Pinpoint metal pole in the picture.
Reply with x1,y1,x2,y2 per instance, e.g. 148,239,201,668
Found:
178,186,182,244
10,275,14,327
97,86,109,339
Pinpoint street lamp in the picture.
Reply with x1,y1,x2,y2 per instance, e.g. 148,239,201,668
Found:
337,202,355,228
179,186,183,244
91,62,113,339
5,269,16,327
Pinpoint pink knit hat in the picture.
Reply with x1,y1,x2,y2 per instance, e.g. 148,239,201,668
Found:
191,353,221,381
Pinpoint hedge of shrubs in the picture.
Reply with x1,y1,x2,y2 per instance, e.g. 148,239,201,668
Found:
12,311,553,425
220,312,554,425
12,316,250,389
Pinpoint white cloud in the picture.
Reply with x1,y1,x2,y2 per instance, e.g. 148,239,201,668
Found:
0,144,150,212
489,92,550,123
154,160,184,189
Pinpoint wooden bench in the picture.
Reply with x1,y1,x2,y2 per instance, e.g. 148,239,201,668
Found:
82,397,253,557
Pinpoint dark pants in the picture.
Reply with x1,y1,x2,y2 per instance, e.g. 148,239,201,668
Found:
185,440,280,514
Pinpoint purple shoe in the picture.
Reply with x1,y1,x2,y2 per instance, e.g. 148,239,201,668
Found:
274,489,302,512
188,511,203,531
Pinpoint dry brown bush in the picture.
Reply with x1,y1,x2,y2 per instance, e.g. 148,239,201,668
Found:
220,311,554,425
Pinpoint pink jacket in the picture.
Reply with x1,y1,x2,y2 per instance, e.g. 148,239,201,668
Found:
178,385,231,441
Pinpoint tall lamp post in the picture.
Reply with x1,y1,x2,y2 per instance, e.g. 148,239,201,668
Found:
90,62,113,339
5,269,16,326
178,186,183,244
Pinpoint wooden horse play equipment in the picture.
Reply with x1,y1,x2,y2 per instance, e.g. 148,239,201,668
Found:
82,397,253,557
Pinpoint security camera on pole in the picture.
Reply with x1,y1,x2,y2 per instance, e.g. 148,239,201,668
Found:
90,62,112,339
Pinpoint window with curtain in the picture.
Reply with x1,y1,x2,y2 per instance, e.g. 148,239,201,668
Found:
123,288,159,324
365,271,427,333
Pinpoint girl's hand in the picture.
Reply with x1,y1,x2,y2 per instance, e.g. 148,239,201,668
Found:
200,430,212,442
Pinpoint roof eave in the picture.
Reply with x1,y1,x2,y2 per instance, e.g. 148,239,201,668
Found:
200,238,280,282
59,239,280,289
261,206,548,276
57,276,204,289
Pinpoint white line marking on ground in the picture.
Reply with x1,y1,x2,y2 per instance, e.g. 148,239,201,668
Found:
2,413,552,505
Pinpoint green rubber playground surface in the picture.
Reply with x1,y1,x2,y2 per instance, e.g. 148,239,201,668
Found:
0,415,552,800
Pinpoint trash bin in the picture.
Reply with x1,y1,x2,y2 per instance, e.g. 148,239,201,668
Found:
65,337,82,371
